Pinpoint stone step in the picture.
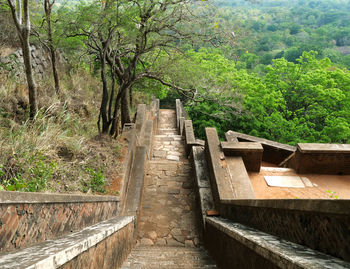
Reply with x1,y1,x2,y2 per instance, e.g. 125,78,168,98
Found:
154,135,183,140
121,246,217,269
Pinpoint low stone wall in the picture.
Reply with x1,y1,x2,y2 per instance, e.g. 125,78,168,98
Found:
205,127,255,205
205,217,349,269
0,216,134,269
289,143,350,174
60,217,134,269
220,199,350,262
190,146,216,228
0,191,119,253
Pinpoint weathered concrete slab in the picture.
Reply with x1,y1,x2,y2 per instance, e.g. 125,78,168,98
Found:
222,142,263,152
192,147,211,189
123,146,146,216
226,156,256,199
264,176,305,188
260,167,295,172
175,99,181,129
205,128,235,206
205,217,350,269
298,143,350,153
135,104,147,136
179,117,185,136
191,146,216,227
184,120,196,156
143,120,153,159
301,177,313,187
225,131,239,142
0,191,119,204
0,216,134,269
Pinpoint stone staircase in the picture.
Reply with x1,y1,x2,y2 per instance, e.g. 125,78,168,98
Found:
121,246,217,269
121,109,217,268
3,101,347,268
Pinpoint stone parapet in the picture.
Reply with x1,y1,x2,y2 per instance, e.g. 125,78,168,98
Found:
0,192,119,253
289,143,350,174
220,199,350,262
205,217,350,269
0,216,134,269
190,146,216,229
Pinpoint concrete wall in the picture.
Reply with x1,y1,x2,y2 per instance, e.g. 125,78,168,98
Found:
0,192,119,253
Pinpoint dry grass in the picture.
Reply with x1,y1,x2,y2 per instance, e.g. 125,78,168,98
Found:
0,68,123,194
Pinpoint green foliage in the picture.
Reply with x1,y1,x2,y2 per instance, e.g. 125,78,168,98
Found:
185,49,350,144
26,159,57,192
326,190,339,199
0,154,57,192
214,0,350,69
85,168,106,193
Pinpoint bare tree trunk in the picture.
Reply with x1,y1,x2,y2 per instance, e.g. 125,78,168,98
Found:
109,90,122,136
7,0,38,120
22,36,38,119
108,67,115,123
129,86,132,108
45,0,60,95
50,49,60,95
99,53,109,133
121,86,131,127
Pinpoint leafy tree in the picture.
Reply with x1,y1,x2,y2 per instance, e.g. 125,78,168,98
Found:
66,0,216,135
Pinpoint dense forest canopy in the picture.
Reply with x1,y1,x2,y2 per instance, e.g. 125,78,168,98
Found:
181,0,350,144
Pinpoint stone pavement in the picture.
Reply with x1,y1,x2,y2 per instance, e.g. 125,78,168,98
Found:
121,109,217,268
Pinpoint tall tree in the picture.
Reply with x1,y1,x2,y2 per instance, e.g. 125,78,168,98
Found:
105,0,214,127
67,0,215,135
7,0,38,119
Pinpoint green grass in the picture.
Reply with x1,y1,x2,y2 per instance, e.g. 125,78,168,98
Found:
0,68,122,194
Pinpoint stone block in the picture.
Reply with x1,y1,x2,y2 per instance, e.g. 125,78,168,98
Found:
167,155,180,161
205,128,235,206
221,142,263,172
225,130,296,165
291,143,350,174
